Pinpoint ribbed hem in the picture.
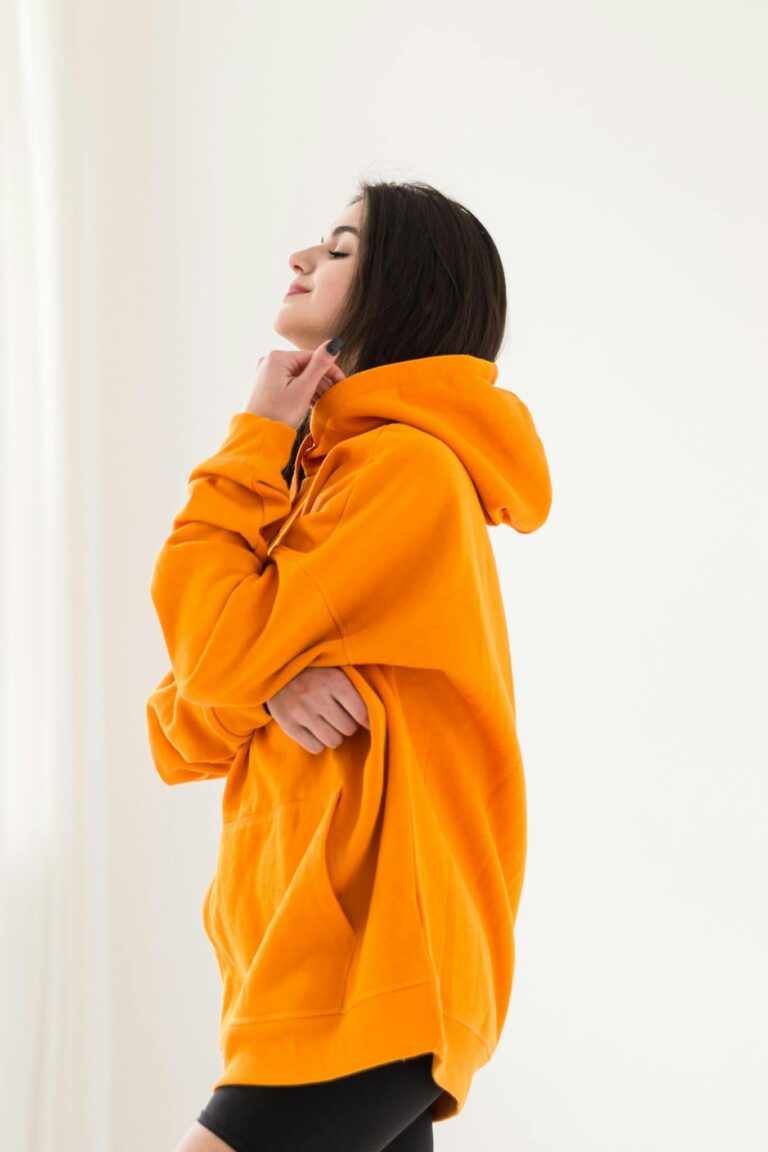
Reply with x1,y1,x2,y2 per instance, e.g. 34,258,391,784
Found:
210,979,492,1123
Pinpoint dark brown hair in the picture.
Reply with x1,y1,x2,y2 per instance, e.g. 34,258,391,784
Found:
281,179,507,487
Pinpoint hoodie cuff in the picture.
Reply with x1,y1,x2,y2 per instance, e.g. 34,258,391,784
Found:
206,702,273,738
221,410,298,487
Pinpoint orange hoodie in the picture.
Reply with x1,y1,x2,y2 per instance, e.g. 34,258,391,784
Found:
146,353,552,1122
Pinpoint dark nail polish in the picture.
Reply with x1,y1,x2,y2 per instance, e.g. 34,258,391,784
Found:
326,336,344,355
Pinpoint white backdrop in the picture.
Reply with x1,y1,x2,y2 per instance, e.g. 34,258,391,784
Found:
1,1,766,1149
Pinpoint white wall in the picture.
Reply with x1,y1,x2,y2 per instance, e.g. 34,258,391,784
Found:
71,1,767,1148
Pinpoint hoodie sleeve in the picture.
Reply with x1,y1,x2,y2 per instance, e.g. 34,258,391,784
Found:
148,411,478,721
148,410,348,719
145,668,273,785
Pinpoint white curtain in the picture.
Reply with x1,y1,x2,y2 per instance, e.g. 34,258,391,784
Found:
0,1,111,1147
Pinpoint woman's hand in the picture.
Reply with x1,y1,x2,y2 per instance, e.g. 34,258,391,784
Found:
246,338,346,430
265,666,370,755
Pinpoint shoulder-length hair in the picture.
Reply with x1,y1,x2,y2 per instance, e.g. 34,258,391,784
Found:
282,179,508,486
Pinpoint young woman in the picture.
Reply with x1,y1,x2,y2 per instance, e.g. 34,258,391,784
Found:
147,180,553,1152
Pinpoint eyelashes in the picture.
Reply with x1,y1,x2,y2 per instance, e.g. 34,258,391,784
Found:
328,250,349,259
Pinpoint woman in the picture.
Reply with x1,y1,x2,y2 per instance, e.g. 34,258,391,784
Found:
147,180,553,1152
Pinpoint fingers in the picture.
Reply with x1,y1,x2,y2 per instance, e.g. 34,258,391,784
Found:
325,668,370,730
312,337,344,382
297,339,344,403
281,719,337,756
311,374,338,405
267,666,370,753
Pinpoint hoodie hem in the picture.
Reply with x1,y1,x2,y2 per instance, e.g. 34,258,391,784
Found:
210,978,491,1123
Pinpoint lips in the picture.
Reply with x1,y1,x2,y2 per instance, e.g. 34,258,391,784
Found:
286,284,310,296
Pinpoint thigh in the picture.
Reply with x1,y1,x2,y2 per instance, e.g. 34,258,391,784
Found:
380,1101,435,1152
172,1118,239,1151
195,1053,441,1152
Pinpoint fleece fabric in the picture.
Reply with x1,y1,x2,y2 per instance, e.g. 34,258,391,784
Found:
146,353,552,1122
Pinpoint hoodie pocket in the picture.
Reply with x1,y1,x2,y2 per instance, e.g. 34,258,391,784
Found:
209,783,357,1023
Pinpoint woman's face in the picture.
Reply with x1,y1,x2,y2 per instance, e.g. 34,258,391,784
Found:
273,199,362,350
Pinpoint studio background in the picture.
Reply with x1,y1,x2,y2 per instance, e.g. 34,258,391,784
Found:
1,1,765,1149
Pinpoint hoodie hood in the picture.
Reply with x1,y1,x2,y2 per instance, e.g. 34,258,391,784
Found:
298,354,552,532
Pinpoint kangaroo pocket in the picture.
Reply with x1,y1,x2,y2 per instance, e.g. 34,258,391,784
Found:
203,782,357,1022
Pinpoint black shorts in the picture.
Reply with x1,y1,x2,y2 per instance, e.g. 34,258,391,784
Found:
196,1052,441,1152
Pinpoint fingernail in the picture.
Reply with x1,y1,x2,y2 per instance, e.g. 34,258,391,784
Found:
326,336,344,355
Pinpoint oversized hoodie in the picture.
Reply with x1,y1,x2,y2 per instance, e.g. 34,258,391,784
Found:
146,353,552,1122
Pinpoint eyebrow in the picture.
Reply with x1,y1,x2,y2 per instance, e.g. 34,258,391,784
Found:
320,226,360,243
